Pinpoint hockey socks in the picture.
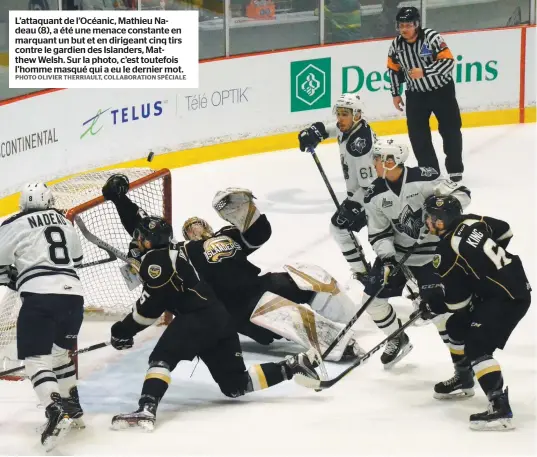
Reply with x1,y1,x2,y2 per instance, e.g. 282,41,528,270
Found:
471,355,504,395
140,360,172,402
25,355,61,408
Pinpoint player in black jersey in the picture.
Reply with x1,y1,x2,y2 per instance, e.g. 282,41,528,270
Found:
414,195,531,430
102,174,364,362
108,215,320,431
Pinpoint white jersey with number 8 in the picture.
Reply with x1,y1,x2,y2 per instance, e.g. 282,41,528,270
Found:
0,209,84,295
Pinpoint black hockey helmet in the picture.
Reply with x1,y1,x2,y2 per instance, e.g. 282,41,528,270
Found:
423,195,462,231
396,6,420,24
134,216,173,248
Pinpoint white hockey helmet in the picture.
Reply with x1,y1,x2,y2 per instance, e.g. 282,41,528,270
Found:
19,182,55,211
332,93,365,118
372,139,409,170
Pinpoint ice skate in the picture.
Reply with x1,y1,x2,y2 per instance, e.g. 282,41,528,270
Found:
111,395,158,432
434,362,475,399
469,387,514,431
41,393,73,452
381,320,413,369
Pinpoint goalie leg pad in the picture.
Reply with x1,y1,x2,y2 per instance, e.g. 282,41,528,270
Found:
284,263,358,324
250,291,358,362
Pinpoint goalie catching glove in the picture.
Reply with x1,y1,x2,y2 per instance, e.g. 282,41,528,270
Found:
212,187,260,232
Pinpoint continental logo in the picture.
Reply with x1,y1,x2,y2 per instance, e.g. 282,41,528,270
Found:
203,236,242,263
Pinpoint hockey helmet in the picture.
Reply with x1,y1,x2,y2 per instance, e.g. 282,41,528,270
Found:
396,6,420,25
134,216,173,248
332,93,365,118
372,139,409,170
19,182,55,211
182,217,214,241
423,195,462,231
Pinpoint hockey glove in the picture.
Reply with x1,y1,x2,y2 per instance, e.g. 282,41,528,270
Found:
410,300,436,321
331,199,367,232
419,281,447,315
110,319,135,350
298,122,329,152
102,174,130,202
0,265,18,291
374,257,406,292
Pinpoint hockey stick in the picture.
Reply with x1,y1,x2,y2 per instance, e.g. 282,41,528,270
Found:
306,145,416,325
74,216,139,273
297,311,423,390
0,342,110,378
306,146,371,274
318,231,429,361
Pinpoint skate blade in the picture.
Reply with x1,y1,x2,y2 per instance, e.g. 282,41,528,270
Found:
470,417,515,431
383,342,414,370
71,417,86,429
42,417,73,452
36,416,85,433
111,418,155,432
434,388,475,400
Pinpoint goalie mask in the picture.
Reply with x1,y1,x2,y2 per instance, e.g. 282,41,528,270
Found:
182,217,215,241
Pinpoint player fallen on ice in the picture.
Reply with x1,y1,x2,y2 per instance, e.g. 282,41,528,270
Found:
109,216,322,431
102,174,365,363
412,195,531,430
298,93,376,284
360,139,471,369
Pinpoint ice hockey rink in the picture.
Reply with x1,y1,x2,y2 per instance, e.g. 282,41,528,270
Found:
0,123,536,456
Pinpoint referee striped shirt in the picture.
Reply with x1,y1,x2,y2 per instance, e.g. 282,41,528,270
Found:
387,28,455,96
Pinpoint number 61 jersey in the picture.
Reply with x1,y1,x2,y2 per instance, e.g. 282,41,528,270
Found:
327,119,376,204
0,209,84,296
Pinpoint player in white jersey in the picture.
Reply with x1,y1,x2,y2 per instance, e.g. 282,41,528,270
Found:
361,140,471,368
298,93,376,282
0,183,85,451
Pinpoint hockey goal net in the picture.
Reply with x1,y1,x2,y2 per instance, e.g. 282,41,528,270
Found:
0,167,172,380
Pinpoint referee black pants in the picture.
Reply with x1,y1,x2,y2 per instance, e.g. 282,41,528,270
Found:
406,81,463,176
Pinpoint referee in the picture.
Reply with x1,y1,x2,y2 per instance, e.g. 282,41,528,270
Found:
387,7,464,182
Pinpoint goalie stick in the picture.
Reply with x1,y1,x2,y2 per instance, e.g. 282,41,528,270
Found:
317,230,429,361
0,342,110,378
295,311,423,390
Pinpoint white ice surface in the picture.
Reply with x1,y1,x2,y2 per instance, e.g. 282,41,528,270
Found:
0,124,536,456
